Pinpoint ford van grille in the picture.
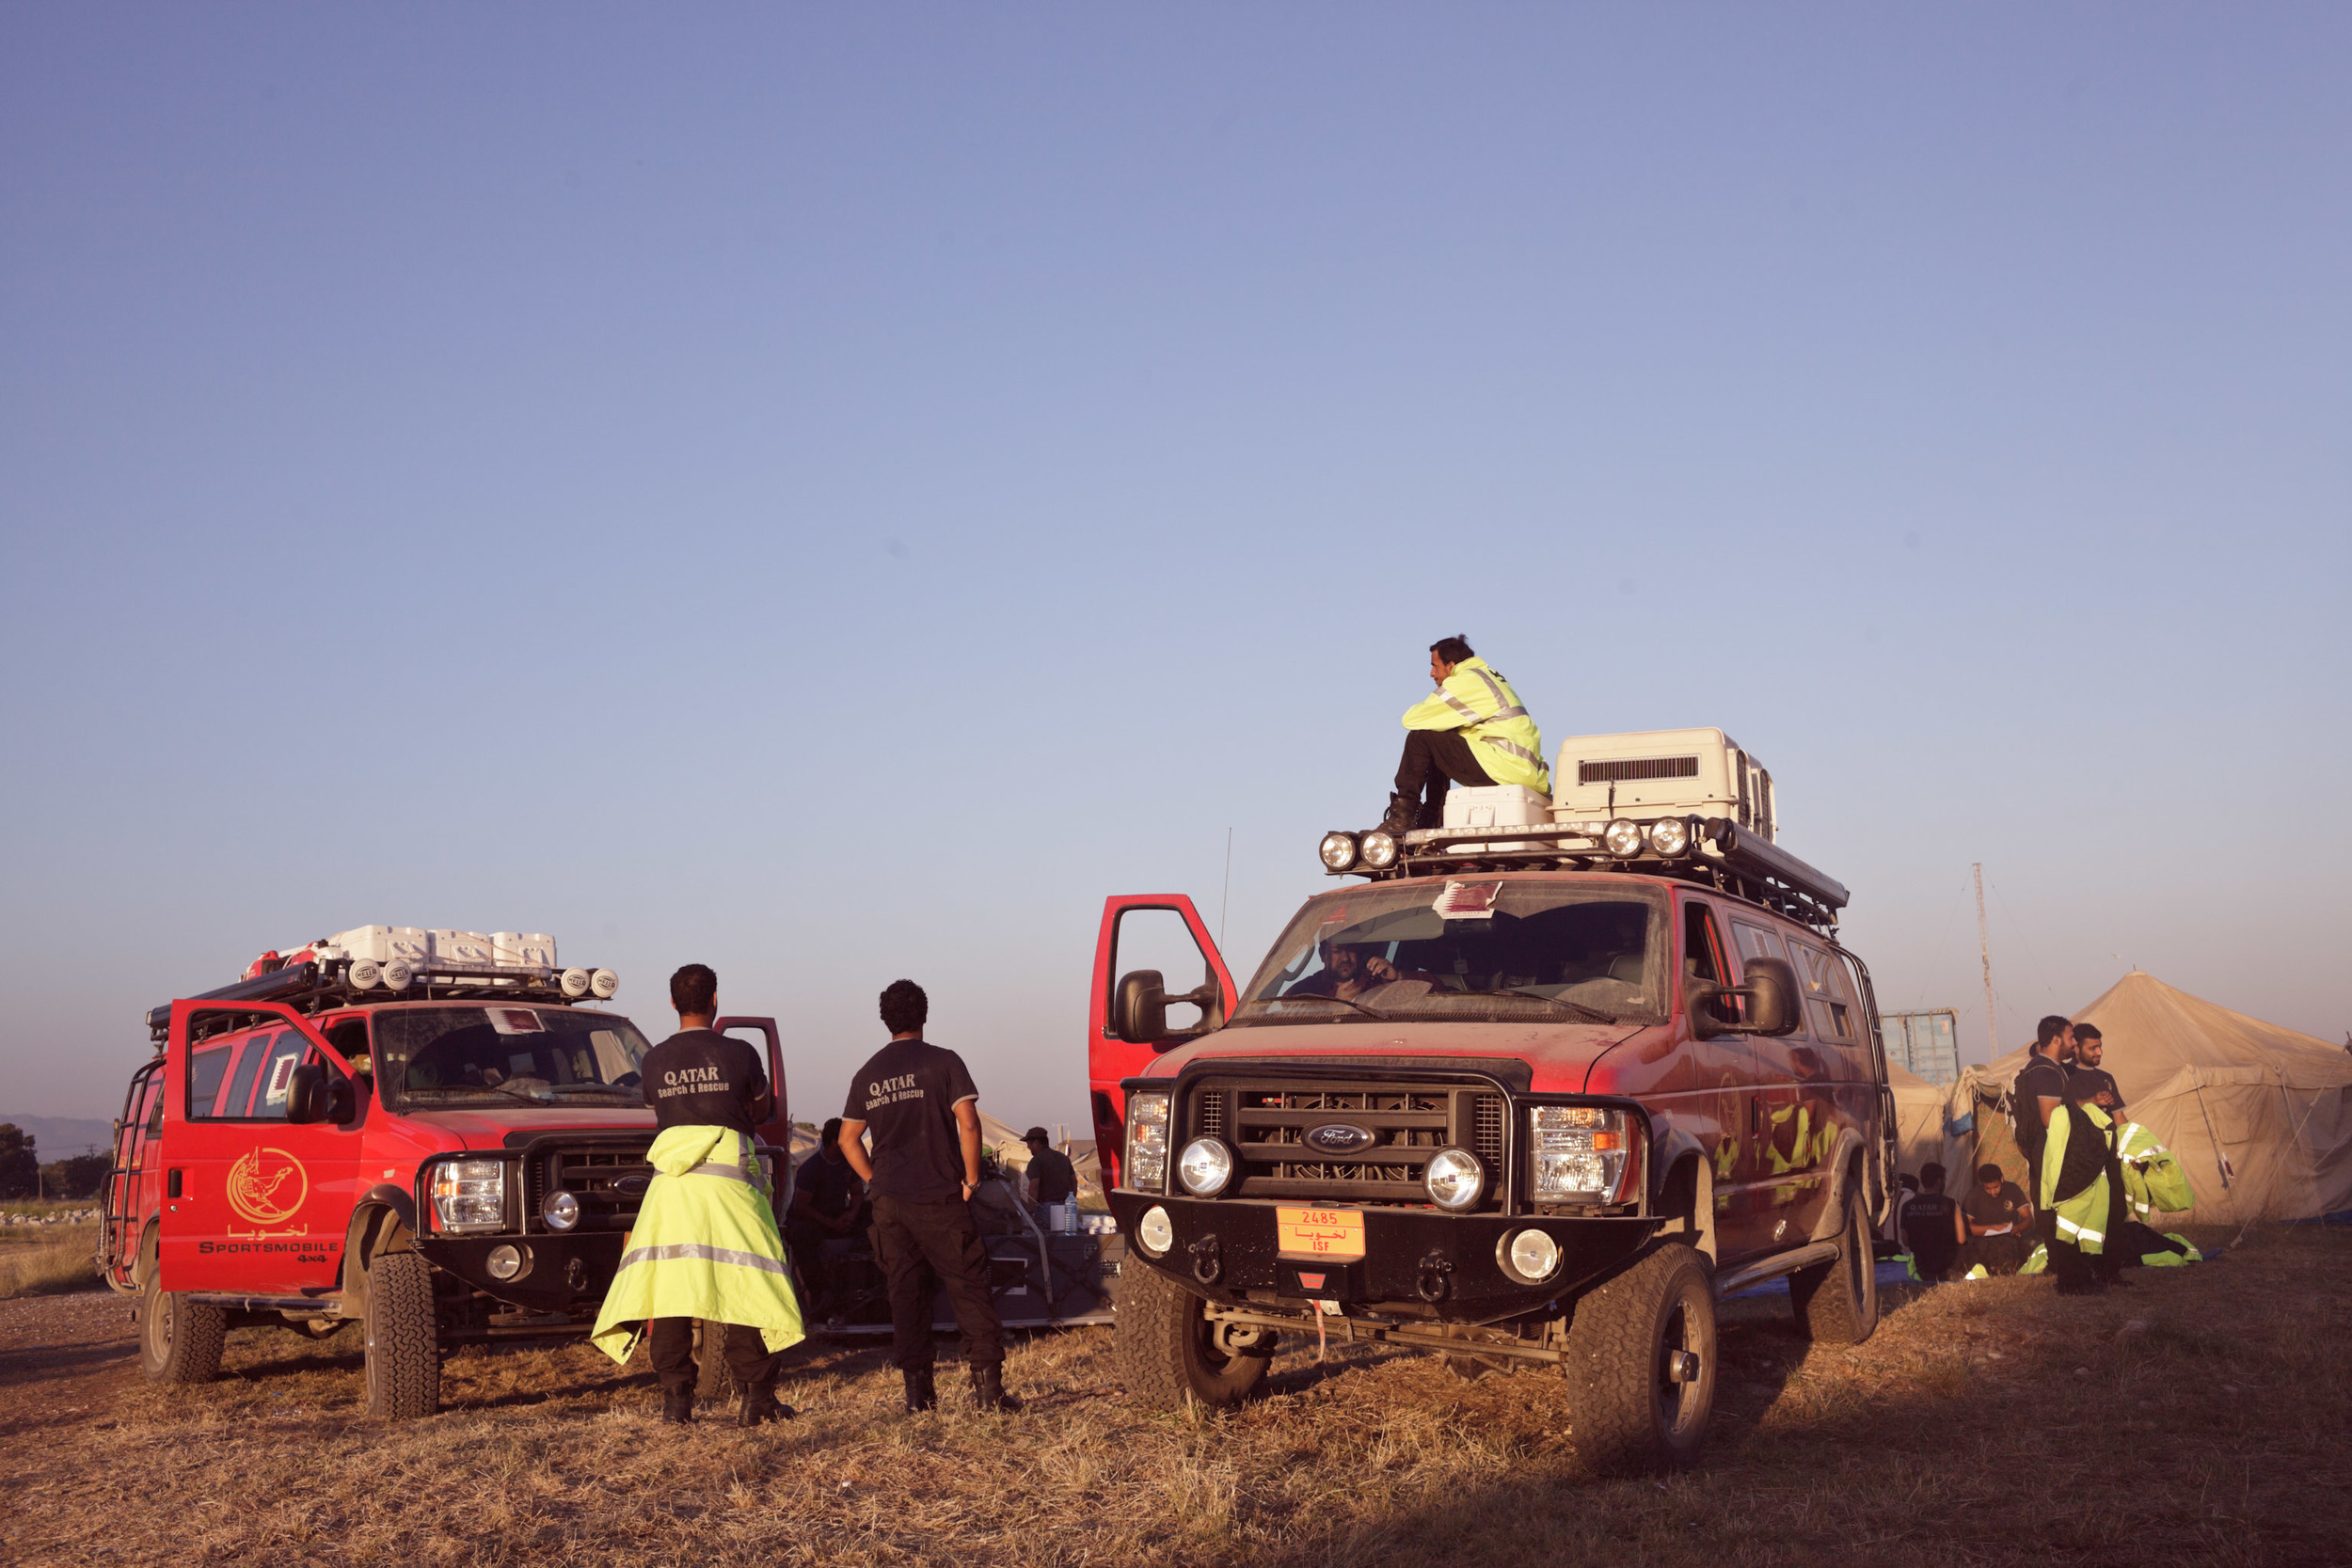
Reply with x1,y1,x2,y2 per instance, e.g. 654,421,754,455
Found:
524,1144,656,1232
1184,1076,1508,1209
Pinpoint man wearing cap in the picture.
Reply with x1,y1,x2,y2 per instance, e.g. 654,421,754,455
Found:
1024,1128,1078,1209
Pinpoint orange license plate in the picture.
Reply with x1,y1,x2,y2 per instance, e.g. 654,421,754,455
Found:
1275,1206,1366,1260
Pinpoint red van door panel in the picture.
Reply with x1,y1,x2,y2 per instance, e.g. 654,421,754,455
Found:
1088,895,1237,1191
161,1002,361,1295
715,1015,789,1204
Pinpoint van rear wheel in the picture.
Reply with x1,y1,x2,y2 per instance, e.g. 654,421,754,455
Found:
1561,1242,1717,1476
1115,1263,1271,1411
138,1271,225,1385
1788,1179,1879,1345
363,1250,442,1418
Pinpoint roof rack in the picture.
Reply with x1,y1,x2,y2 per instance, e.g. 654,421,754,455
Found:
1327,816,1850,932
144,959,603,1047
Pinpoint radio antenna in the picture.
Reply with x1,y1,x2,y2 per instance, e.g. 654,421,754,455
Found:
1974,863,1999,1063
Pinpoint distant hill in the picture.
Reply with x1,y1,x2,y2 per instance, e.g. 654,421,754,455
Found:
0,1116,114,1158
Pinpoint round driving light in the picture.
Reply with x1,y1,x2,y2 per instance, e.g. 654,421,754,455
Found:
1319,832,1360,872
1603,818,1645,858
1359,830,1400,870
1177,1137,1236,1197
560,967,591,998
1136,1204,1176,1256
542,1190,580,1231
382,958,415,991
348,959,382,990
1423,1148,1486,1212
1504,1227,1562,1283
486,1243,526,1281
589,968,620,999
1647,817,1691,858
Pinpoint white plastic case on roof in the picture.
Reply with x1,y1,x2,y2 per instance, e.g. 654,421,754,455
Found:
1549,727,1777,841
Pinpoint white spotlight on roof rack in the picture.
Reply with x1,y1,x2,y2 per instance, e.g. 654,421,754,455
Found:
382,958,415,991
589,969,619,999
560,967,592,998
1647,818,1692,858
1603,819,1645,858
349,959,382,990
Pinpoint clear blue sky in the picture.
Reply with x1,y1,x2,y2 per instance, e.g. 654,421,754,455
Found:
4,6,2346,1129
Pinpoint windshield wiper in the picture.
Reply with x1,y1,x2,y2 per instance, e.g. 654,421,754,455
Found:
405,1083,552,1107
1487,988,1620,1024
1262,993,1391,1022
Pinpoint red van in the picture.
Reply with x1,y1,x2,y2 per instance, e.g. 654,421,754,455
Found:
100,949,788,1418
1087,760,1893,1474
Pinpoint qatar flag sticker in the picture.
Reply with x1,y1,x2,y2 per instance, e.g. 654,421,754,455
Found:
1433,880,1502,919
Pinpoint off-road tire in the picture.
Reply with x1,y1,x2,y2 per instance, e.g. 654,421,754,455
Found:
693,1320,738,1402
1788,1177,1879,1345
138,1270,225,1385
1561,1242,1717,1477
1115,1262,1270,1411
363,1250,442,1418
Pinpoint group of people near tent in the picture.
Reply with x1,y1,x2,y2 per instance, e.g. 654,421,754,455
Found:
1884,971,2352,1291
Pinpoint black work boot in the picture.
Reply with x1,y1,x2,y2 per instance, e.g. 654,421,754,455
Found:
660,1386,695,1424
1377,792,1418,836
902,1365,938,1414
737,1381,796,1427
971,1363,1023,1414
1415,795,1446,831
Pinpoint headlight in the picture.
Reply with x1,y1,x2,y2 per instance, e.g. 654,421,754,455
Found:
1530,1106,1637,1203
1136,1204,1175,1256
1603,818,1645,858
589,968,620,999
542,1190,580,1231
1647,817,1691,857
1177,1137,1236,1197
1319,832,1359,872
1125,1093,1171,1192
430,1159,508,1232
1359,830,1400,870
1502,1227,1563,1283
560,967,592,998
486,1243,528,1281
1423,1147,1486,1212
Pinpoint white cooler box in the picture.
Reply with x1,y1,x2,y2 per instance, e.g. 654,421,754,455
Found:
1442,784,1553,852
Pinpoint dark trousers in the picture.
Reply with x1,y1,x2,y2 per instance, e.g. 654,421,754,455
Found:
1395,729,1492,815
647,1316,776,1398
1958,1232,2029,1276
872,1194,1004,1373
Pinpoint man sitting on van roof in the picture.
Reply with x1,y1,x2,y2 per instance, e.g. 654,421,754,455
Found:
1380,635,1549,836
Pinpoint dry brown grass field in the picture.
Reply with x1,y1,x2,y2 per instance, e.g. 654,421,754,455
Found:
0,1212,98,1298
4,1222,2346,1567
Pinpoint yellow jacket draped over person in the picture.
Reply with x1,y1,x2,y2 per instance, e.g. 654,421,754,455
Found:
592,1124,805,1365
1399,657,1549,792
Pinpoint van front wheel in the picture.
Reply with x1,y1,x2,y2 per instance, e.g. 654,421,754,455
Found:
363,1250,442,1418
1115,1263,1271,1411
1562,1242,1717,1476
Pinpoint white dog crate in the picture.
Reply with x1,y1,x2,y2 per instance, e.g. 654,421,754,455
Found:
1549,728,1777,840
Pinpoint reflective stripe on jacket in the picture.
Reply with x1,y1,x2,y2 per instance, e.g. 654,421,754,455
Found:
2116,1120,2195,1219
2038,1101,2119,1256
591,1124,805,1365
1400,657,1549,792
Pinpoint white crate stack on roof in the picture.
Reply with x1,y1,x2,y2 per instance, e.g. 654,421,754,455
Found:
1549,728,1776,842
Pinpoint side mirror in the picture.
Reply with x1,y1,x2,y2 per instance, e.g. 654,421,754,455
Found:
1687,957,1802,1039
285,1064,328,1124
1114,970,1168,1045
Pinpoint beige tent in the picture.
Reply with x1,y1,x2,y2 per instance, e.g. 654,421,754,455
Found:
1885,1062,1951,1180
1942,973,2352,1225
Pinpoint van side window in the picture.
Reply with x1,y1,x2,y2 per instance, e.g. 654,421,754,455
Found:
218,1035,269,1118
187,1041,237,1117
1788,940,1856,1042
246,1032,312,1120
1682,902,1726,986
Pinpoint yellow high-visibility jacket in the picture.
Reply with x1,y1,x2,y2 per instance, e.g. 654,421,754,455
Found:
2116,1119,2194,1220
591,1124,805,1365
1400,657,1549,792
2038,1101,2119,1256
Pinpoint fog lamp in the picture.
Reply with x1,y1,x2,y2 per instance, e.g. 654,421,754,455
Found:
542,1190,580,1231
1177,1137,1236,1197
1503,1227,1563,1283
1359,830,1400,869
1319,832,1360,872
382,958,416,991
589,968,620,999
1423,1147,1486,1212
348,959,382,990
560,967,592,998
486,1243,527,1281
1603,819,1645,858
1647,817,1691,857
1136,1204,1175,1256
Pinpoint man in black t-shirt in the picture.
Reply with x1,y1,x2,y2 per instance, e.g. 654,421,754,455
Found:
1900,1162,1963,1283
838,979,1020,1416
1024,1128,1079,1208
787,1118,866,1317
2066,1024,2125,1117
1957,1163,2034,1276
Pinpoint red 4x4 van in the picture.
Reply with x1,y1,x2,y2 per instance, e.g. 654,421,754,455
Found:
1088,746,1893,1474
100,952,789,1418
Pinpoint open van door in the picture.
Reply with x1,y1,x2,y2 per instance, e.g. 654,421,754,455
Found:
1088,895,1237,1190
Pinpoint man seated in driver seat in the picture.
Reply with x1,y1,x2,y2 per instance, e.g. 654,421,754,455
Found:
1284,941,1433,1001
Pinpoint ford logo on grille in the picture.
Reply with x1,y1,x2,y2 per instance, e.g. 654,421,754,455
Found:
613,1175,649,1196
1305,1123,1377,1155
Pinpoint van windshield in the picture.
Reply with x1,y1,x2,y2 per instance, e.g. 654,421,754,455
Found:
1232,880,1668,1026
373,1006,654,1109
